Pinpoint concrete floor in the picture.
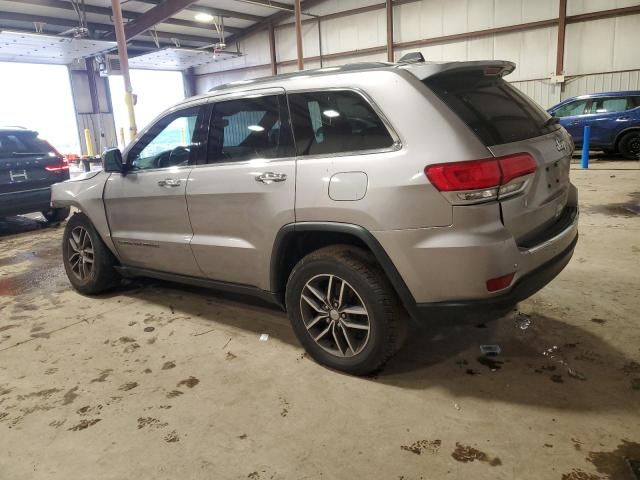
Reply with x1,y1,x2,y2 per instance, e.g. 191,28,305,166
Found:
0,159,639,480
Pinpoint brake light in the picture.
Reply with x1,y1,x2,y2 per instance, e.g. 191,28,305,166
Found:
486,272,515,292
424,153,537,203
45,164,69,172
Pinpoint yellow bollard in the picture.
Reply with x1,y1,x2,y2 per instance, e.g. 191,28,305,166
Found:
124,92,138,141
119,127,126,149
84,128,95,157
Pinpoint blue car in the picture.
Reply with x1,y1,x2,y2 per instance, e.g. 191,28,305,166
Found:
548,91,640,159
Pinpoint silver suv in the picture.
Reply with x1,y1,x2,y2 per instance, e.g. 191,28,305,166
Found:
52,59,579,375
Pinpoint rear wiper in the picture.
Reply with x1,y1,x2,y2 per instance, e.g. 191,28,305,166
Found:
542,117,560,128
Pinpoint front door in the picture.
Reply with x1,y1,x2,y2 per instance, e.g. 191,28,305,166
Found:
186,89,296,291
553,98,590,144
104,104,206,276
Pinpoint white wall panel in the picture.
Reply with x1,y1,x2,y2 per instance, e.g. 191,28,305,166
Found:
567,0,640,15
565,14,640,75
511,79,561,108
562,70,640,100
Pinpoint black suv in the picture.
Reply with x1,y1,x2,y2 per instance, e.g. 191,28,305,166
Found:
0,127,70,222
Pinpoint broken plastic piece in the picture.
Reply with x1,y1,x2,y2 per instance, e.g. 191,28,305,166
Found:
480,345,501,356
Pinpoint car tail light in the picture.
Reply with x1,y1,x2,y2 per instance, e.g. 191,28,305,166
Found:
45,164,70,172
486,272,515,292
425,153,537,203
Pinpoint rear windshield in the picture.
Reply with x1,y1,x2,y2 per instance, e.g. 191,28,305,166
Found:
0,131,55,156
424,72,559,146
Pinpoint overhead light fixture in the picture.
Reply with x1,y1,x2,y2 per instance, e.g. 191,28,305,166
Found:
194,12,214,23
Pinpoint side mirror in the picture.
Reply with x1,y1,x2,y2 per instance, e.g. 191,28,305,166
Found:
102,148,123,173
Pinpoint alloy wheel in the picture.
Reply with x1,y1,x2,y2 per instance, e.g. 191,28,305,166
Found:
67,226,94,281
299,274,370,358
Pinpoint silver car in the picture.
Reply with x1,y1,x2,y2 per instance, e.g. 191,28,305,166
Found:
52,59,579,375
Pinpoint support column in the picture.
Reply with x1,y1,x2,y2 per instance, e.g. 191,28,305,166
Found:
386,0,394,62
111,0,137,141
294,0,304,70
556,0,567,75
268,22,277,76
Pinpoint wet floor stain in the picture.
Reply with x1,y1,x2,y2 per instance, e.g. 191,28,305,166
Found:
166,390,183,398
162,361,176,370
119,382,138,391
62,386,79,405
137,417,168,430
451,443,502,466
67,418,101,431
587,440,640,479
176,377,199,389
90,369,113,383
400,439,441,455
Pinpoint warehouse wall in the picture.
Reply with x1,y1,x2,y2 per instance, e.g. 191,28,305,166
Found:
193,0,640,109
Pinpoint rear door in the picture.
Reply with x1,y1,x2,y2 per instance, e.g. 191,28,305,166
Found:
424,69,574,245
0,130,68,195
586,96,634,146
103,104,206,277
186,88,296,291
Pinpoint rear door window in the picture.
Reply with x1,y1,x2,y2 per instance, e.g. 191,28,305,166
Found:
424,72,561,145
207,94,294,163
553,99,589,118
288,90,394,156
589,97,630,114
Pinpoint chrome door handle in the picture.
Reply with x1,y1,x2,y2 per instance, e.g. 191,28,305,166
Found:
157,178,181,187
616,117,630,121
255,172,287,184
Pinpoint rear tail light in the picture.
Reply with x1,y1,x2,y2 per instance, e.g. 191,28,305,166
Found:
425,153,536,203
45,164,70,172
486,272,515,292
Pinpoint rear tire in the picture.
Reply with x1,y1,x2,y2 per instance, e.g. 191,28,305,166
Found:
285,245,400,376
619,131,640,160
62,212,120,294
42,207,70,223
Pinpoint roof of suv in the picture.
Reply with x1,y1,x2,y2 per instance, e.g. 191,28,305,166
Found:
557,90,640,105
176,60,517,110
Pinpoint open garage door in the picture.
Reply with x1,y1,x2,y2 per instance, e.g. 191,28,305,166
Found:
0,62,80,155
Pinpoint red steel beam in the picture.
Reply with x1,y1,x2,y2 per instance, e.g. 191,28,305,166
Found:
556,0,567,75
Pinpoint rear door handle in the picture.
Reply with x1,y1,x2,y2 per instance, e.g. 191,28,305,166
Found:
255,172,287,184
616,116,630,121
157,178,181,187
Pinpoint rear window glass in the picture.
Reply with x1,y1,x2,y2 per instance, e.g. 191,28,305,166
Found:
288,90,394,156
424,72,559,146
0,132,55,156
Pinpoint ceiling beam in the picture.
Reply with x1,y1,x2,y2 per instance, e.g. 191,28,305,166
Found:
132,0,264,22
227,0,328,43
4,0,242,34
233,0,294,12
106,0,200,40
0,11,218,45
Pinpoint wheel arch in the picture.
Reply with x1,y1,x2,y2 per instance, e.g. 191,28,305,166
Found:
614,127,640,151
270,222,417,318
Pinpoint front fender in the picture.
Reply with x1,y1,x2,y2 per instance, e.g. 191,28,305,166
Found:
51,171,118,255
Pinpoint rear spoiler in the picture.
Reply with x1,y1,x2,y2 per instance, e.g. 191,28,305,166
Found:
400,60,516,80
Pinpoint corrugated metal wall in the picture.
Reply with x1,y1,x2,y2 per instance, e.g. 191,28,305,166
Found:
194,0,640,105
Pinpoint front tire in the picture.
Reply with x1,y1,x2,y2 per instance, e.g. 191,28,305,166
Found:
619,131,640,160
42,207,70,223
285,246,400,376
62,213,120,294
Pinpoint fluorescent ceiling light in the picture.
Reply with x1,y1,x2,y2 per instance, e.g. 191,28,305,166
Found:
194,12,214,22
323,109,340,118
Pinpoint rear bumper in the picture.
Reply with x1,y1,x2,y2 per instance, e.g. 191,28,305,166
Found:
372,183,579,322
413,234,577,322
0,187,51,217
